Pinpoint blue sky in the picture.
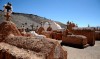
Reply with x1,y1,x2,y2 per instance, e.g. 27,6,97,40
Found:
0,0,100,27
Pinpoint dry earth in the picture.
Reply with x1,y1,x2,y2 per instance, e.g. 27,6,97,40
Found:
59,40,100,59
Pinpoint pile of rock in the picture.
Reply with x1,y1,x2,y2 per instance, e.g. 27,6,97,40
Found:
0,21,21,42
0,21,21,36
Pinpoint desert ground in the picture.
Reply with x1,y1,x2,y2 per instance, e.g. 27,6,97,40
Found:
59,40,100,59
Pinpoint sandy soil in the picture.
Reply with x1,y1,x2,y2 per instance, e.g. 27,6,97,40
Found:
60,41,100,59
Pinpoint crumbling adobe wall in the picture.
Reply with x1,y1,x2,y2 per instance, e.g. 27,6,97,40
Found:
51,31,62,40
72,29,95,46
62,35,87,48
3,36,67,59
42,31,52,38
0,42,45,59
0,21,21,42
95,31,100,40
56,32,62,40
37,27,45,34
0,21,67,59
0,21,21,36
42,31,63,40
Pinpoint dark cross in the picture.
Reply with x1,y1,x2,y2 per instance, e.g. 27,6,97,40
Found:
40,21,43,27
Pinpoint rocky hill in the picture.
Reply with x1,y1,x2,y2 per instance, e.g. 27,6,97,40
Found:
0,10,66,30
0,15,67,59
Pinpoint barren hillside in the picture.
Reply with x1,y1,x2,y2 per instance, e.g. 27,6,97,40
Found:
0,10,66,30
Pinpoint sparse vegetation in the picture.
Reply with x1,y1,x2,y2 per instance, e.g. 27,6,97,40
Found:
0,10,66,29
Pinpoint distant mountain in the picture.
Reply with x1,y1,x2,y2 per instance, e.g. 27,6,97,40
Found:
0,10,66,30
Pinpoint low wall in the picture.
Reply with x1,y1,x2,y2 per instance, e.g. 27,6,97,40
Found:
62,35,87,48
72,29,95,46
51,31,62,40
2,36,67,59
42,31,52,38
95,31,100,40
0,42,44,59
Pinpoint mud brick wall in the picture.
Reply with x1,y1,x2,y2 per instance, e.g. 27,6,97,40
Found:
51,31,62,40
95,31,100,40
51,32,57,39
0,42,45,59
3,36,67,59
43,38,67,59
37,27,45,34
0,50,16,59
0,34,7,42
62,35,87,47
0,21,21,37
55,32,62,40
72,29,95,46
42,31,52,38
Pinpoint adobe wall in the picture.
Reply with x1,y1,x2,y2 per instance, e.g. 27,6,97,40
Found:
51,31,62,40
0,42,44,59
2,36,67,59
95,31,100,40
72,29,95,46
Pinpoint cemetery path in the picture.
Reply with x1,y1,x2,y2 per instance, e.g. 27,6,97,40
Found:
60,41,100,59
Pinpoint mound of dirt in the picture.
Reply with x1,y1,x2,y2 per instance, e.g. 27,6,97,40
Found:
0,21,21,41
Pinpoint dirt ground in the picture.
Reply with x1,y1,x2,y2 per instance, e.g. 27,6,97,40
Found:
59,41,100,59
